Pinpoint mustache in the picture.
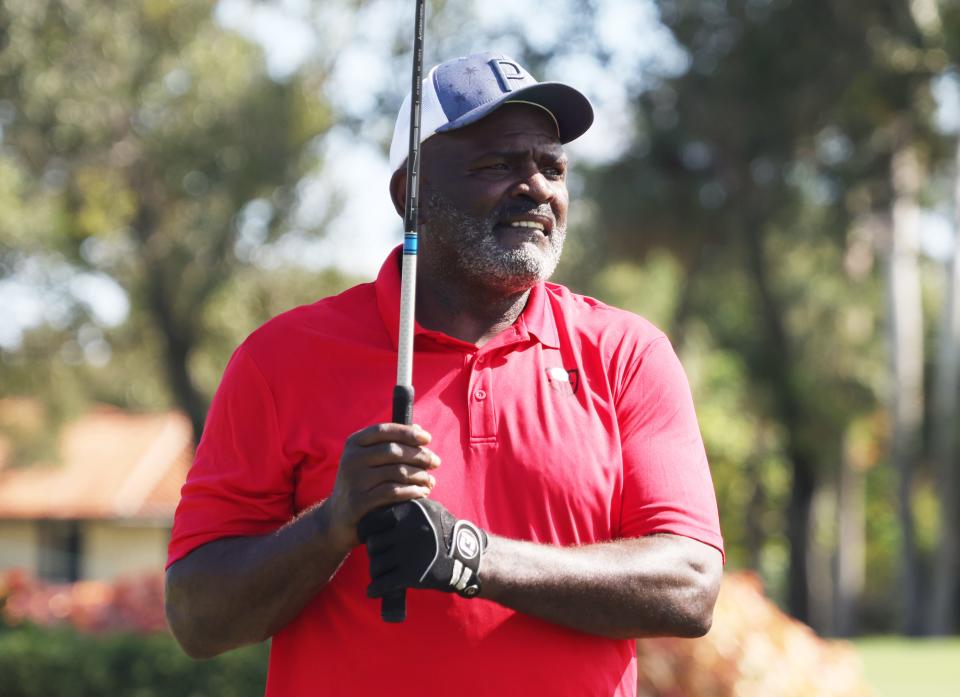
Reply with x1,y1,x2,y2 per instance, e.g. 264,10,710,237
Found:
493,203,556,224
422,190,559,231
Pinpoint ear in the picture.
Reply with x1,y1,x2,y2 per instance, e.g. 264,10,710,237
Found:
389,166,432,225
389,169,407,218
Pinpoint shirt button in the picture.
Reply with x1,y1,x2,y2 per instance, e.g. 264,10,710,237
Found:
474,389,487,401
476,355,486,365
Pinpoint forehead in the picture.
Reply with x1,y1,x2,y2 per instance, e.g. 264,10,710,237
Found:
432,103,563,157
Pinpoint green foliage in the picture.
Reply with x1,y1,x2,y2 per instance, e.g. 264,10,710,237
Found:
0,157,63,256
0,625,268,697
0,0,335,439
584,252,683,330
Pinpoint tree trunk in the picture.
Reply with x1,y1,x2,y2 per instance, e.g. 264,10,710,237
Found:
743,226,817,623
146,267,207,444
884,136,925,635
132,199,208,444
785,453,816,624
668,243,705,350
744,454,767,573
834,425,867,636
810,480,837,635
927,141,960,635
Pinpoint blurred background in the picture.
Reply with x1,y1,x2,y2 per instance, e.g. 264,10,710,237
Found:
1,0,959,695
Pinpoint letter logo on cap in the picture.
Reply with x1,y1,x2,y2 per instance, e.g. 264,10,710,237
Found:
489,59,527,93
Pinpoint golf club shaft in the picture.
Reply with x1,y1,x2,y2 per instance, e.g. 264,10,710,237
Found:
381,0,426,624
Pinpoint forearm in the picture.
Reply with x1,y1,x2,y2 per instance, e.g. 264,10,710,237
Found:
165,499,351,659
479,533,722,639
166,422,441,659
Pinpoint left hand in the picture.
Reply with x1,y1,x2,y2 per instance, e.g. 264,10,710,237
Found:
357,499,488,599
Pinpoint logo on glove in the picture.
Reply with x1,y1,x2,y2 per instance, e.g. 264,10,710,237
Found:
456,527,481,559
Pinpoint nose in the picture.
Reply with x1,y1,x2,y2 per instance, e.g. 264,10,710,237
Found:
510,170,555,204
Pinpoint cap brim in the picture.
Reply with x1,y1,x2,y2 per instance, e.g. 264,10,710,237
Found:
434,82,594,144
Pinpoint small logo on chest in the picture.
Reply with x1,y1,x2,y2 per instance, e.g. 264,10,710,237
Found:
546,367,579,395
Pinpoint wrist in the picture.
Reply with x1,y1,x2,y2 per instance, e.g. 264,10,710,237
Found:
474,533,503,601
310,499,357,557
449,518,487,598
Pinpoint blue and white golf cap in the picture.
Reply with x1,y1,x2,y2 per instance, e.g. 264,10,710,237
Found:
388,51,594,172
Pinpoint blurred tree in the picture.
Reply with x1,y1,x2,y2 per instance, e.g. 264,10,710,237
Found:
884,131,926,635
928,144,960,634
565,0,946,632
0,0,334,441
927,0,960,636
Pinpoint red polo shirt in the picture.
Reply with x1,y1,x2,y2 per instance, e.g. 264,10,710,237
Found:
168,247,723,697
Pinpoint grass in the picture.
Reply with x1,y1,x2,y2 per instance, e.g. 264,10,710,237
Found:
854,637,960,697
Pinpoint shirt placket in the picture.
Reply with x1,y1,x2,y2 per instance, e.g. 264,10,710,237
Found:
467,351,497,443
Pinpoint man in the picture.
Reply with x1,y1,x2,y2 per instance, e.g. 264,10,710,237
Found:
165,52,724,697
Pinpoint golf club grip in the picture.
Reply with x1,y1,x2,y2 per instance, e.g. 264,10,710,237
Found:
392,384,414,426
381,384,415,623
381,589,406,624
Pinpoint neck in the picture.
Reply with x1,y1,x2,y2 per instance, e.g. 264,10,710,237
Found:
415,272,532,346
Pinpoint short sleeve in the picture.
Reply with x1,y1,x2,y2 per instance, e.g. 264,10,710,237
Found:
616,336,724,558
167,345,295,567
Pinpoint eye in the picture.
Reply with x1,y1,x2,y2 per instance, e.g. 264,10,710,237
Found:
543,164,566,179
469,160,510,175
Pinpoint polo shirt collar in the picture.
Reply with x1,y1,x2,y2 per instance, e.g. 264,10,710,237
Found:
518,279,561,350
374,245,561,351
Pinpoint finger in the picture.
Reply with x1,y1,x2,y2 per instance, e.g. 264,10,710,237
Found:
365,530,396,556
365,482,432,511
368,546,402,579
362,464,436,492
351,423,431,448
362,442,441,469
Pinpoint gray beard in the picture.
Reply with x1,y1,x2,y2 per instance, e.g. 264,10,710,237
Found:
421,189,566,293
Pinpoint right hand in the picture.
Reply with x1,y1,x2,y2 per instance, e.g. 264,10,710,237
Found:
325,423,441,548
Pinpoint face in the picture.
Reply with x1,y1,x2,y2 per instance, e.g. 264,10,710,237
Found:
407,104,570,294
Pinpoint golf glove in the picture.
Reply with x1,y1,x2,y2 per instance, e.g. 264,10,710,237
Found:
358,499,487,599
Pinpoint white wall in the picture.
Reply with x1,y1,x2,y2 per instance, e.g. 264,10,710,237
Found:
0,519,171,581
0,520,39,572
83,522,171,580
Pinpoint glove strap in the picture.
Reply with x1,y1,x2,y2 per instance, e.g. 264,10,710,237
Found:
449,519,487,598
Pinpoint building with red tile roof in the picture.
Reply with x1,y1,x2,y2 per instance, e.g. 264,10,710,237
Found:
0,403,191,581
